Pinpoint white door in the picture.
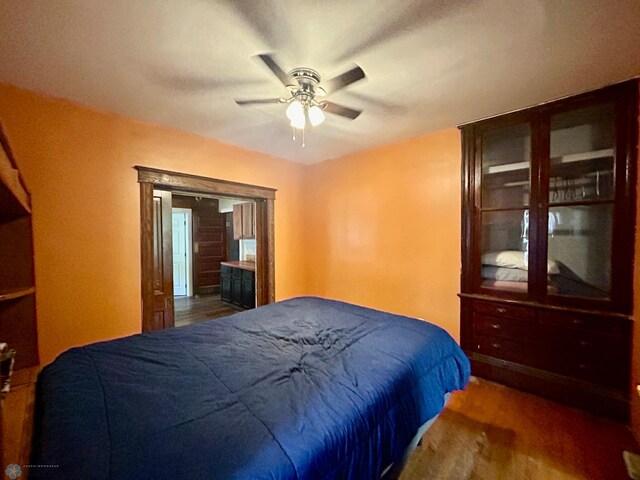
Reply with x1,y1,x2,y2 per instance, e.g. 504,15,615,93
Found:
172,209,191,296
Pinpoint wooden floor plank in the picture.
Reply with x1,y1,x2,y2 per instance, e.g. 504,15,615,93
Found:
174,294,243,327
400,377,637,480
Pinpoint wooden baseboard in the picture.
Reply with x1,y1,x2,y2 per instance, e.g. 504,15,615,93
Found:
467,352,629,421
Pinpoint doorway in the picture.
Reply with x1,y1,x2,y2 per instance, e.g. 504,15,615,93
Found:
172,208,192,297
171,194,257,327
136,167,276,333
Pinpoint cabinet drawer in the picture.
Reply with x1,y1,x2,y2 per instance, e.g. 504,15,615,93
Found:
539,310,629,335
473,314,541,342
552,349,628,389
221,265,232,275
473,300,535,322
474,334,547,370
552,328,626,358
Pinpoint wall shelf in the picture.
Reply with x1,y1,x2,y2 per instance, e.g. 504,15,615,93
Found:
484,148,614,175
0,287,36,303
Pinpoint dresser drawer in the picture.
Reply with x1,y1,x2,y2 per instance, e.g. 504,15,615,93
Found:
552,328,626,358
473,313,541,343
474,334,548,370
539,310,630,335
552,349,628,389
473,300,535,322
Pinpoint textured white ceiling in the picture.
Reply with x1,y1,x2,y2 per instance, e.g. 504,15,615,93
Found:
0,0,639,163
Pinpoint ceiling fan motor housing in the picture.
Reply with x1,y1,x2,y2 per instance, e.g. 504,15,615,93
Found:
288,68,321,87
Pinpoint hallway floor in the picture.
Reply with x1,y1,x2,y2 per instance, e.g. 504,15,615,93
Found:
174,294,242,327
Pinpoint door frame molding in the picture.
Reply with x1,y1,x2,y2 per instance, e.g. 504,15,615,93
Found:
136,166,276,332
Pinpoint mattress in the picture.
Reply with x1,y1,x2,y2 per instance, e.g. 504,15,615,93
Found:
31,297,470,479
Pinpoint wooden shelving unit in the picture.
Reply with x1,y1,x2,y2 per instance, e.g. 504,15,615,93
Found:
0,125,38,370
0,123,39,470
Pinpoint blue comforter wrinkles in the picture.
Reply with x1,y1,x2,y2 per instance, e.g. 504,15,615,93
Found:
31,297,470,480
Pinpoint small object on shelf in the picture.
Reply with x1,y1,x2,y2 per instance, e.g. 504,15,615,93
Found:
0,343,16,401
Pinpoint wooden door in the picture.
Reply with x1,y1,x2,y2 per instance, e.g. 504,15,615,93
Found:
151,189,174,330
241,269,255,309
233,204,243,239
172,210,188,296
220,270,232,302
242,202,255,239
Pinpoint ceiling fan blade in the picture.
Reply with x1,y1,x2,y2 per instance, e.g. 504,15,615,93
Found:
322,65,366,95
255,54,291,87
321,101,362,120
235,98,285,106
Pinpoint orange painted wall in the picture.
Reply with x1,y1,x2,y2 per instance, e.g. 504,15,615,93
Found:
304,129,462,340
0,83,308,365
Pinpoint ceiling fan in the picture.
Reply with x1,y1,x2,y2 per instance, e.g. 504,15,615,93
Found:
235,54,366,145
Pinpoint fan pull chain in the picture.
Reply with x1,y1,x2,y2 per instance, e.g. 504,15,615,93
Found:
302,127,305,148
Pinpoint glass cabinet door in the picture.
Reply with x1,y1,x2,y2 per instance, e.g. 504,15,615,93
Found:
546,103,615,299
479,123,531,293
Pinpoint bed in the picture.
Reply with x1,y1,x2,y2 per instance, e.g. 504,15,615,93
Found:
31,297,470,479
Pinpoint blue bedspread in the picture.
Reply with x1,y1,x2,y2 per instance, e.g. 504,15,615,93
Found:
31,297,470,479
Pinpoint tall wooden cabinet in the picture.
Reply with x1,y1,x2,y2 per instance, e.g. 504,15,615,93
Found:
0,125,38,370
459,80,638,419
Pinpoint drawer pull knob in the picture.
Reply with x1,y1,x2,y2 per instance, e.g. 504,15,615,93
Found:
572,319,583,325
578,339,591,347
491,343,501,349
578,363,590,370
490,323,501,330
496,307,507,314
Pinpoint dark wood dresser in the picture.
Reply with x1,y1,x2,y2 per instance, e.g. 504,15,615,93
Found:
459,79,638,419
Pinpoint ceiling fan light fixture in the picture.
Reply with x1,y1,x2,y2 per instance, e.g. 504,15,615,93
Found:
308,105,325,126
286,100,304,122
290,114,306,130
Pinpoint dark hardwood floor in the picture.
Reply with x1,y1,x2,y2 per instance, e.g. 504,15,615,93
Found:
174,294,242,327
400,377,637,480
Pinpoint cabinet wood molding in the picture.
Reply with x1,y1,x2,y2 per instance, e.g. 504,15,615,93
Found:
136,167,276,200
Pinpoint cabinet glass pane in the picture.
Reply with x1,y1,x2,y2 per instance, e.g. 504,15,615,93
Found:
549,104,615,204
482,123,531,209
481,209,529,293
547,204,612,298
